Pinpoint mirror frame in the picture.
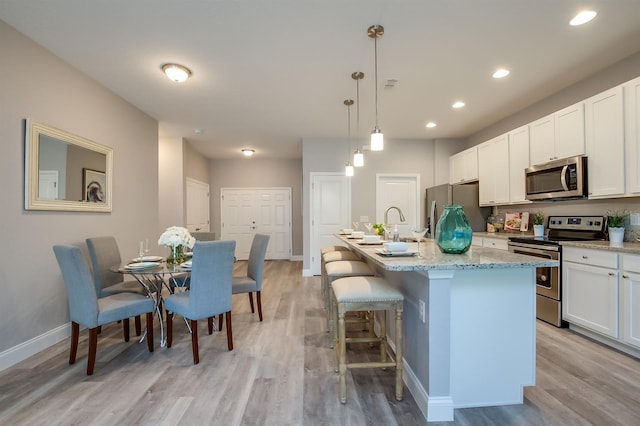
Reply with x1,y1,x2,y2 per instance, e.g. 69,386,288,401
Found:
24,119,113,212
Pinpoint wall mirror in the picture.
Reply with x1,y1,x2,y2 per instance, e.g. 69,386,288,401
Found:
24,119,113,212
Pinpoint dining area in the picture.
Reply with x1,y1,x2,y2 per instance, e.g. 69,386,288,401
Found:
51,227,270,374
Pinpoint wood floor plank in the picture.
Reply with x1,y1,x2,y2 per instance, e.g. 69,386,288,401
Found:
1,260,639,425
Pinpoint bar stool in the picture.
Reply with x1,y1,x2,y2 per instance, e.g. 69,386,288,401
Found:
331,276,404,403
321,250,360,312
325,260,374,344
320,245,350,255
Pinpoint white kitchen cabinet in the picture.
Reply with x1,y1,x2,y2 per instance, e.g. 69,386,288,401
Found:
477,135,509,206
621,254,640,349
482,236,508,251
529,103,585,165
624,76,640,195
563,247,619,338
449,146,478,184
508,125,530,204
586,86,625,198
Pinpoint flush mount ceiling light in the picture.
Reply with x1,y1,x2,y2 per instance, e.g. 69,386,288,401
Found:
452,101,466,109
352,71,365,167
368,24,384,151
161,63,192,82
241,148,255,157
492,68,510,79
570,10,597,26
426,122,437,128
344,99,355,177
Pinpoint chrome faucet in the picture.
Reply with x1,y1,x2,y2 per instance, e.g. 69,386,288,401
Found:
384,206,406,225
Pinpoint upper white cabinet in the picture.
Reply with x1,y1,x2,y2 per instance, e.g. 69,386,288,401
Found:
530,103,585,165
624,76,640,195
449,146,478,184
508,125,530,204
478,134,509,206
585,86,625,198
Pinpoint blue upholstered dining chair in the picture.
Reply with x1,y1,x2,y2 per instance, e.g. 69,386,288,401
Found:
164,240,236,364
53,245,155,375
231,233,270,322
86,236,149,336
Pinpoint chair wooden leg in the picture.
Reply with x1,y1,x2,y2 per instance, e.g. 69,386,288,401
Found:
208,317,214,334
146,312,154,352
225,311,233,351
87,327,98,375
191,320,200,364
248,292,255,313
338,309,347,403
123,318,130,342
135,315,142,336
256,291,263,322
97,325,102,334
69,322,79,365
167,312,174,348
218,314,223,331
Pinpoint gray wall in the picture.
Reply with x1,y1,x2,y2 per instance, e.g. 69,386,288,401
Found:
209,158,303,256
0,21,159,358
301,137,462,270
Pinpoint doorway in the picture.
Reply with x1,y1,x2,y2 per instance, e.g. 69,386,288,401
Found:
220,187,291,260
186,177,210,232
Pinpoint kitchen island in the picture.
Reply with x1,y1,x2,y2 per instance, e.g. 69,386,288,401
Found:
337,235,558,422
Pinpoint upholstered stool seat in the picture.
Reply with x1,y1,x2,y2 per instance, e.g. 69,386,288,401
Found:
331,276,404,403
325,260,374,343
320,245,351,256
321,250,360,311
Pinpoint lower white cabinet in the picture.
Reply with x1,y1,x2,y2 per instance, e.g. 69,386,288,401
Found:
621,254,640,349
563,247,619,338
482,236,508,251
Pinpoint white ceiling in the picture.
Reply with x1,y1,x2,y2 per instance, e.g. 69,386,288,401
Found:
2,1,640,160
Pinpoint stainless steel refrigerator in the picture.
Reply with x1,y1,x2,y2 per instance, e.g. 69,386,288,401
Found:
426,182,490,238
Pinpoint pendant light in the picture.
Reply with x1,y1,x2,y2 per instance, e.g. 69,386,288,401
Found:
344,99,355,177
368,25,384,151
352,71,365,167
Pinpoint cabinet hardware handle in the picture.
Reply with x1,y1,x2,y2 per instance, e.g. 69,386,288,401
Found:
582,256,588,259
623,274,629,278
608,272,615,276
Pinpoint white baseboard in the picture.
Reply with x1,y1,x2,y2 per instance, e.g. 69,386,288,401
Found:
302,268,314,277
0,323,71,372
403,360,454,422
290,255,303,261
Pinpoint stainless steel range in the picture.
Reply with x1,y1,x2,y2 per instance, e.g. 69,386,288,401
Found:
508,215,606,327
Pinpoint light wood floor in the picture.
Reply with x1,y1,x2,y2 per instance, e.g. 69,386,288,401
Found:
1,260,639,425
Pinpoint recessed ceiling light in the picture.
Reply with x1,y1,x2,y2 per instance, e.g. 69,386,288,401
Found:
241,148,255,157
570,10,597,26
426,122,437,128
452,101,465,109
161,63,192,82
492,68,510,79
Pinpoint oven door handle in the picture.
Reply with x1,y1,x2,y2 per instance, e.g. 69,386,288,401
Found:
508,245,559,259
560,165,569,191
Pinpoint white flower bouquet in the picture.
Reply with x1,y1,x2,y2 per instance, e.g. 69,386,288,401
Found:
158,226,196,249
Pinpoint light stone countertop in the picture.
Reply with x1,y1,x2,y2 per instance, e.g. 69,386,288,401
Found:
473,231,531,240
561,240,640,254
338,235,558,272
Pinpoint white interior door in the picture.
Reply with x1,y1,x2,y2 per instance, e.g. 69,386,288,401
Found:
310,173,351,276
38,170,59,200
186,177,210,232
376,174,420,237
221,187,291,260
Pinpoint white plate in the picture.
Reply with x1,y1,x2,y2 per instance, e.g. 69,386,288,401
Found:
125,261,161,269
180,260,192,268
375,248,417,257
357,239,385,245
132,255,164,262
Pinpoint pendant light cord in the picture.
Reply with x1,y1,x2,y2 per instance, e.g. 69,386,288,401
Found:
374,35,379,128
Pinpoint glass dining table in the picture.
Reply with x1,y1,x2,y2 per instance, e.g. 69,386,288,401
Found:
111,259,191,347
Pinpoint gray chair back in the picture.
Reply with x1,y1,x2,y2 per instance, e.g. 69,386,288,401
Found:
191,231,216,241
53,245,100,328
247,234,270,290
86,236,124,296
188,240,236,319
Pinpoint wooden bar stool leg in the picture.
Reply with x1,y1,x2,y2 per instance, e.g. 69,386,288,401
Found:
395,303,404,401
380,310,387,364
338,306,347,404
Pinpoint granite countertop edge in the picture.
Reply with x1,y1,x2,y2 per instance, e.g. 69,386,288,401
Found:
560,240,640,254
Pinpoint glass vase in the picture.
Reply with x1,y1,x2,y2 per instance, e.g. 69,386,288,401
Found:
167,245,186,265
435,205,473,254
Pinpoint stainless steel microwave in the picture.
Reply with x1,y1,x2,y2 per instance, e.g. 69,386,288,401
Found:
525,156,587,201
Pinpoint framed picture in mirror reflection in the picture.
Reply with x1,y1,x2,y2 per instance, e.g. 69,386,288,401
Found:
83,168,106,203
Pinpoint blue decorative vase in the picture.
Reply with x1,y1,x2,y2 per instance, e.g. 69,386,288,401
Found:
435,205,473,254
